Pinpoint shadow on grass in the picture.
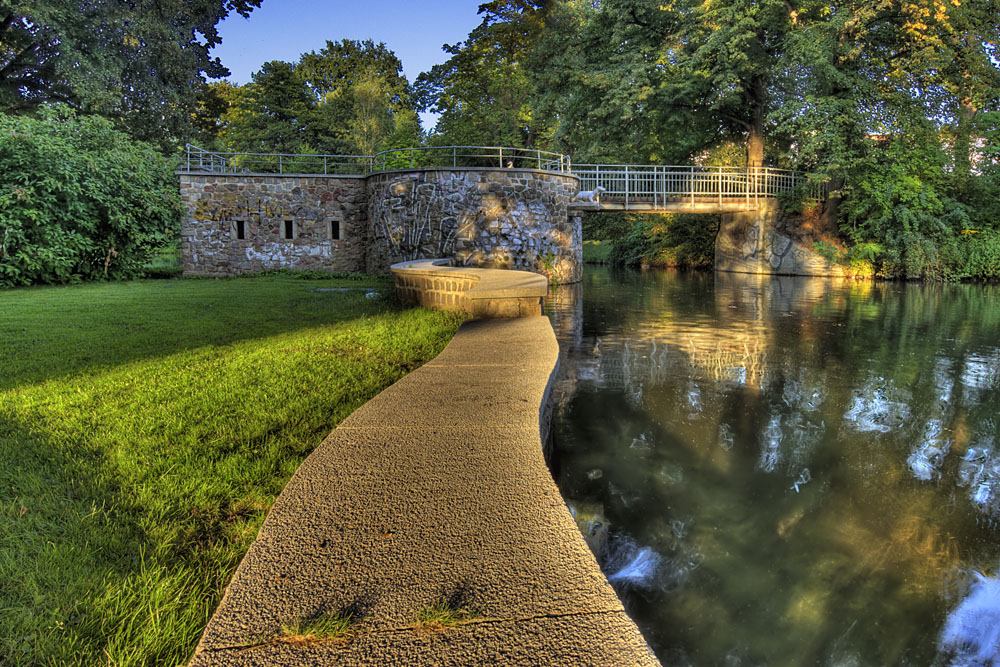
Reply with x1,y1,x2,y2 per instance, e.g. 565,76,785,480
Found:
0,419,149,665
0,300,466,667
0,276,396,391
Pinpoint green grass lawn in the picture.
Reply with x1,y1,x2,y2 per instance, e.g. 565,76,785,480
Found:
0,275,466,666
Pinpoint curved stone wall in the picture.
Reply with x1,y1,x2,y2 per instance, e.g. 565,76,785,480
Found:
391,258,548,319
367,168,582,284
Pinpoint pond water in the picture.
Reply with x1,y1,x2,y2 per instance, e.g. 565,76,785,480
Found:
546,267,1000,667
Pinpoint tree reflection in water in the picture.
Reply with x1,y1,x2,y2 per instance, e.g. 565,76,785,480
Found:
546,268,1000,666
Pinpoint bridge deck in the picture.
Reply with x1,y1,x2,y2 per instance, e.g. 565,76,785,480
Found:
571,196,762,214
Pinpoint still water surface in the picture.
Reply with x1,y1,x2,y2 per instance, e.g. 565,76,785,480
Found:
546,267,1000,667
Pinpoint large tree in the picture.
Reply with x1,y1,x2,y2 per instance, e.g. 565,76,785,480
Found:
214,40,421,158
218,60,317,155
415,0,553,148
0,0,260,144
298,39,414,155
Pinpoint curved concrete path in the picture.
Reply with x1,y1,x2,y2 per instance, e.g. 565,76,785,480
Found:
189,298,658,666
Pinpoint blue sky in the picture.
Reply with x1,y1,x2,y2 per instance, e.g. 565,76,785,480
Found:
209,1,487,129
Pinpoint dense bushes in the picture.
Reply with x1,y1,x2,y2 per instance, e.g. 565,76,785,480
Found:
0,107,181,287
584,212,718,269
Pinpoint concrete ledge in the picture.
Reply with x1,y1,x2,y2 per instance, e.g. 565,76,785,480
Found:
391,259,549,318
188,317,659,666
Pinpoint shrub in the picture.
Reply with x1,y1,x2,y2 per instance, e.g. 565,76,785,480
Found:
608,213,718,269
0,106,181,287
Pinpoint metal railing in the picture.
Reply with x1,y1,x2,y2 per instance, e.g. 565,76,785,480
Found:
182,145,827,206
571,164,828,208
184,144,372,175
371,145,571,172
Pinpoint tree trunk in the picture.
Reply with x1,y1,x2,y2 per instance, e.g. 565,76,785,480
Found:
746,75,766,168
747,127,764,169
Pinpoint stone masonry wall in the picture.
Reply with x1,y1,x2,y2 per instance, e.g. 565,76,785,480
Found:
366,169,583,284
716,198,847,277
179,174,367,276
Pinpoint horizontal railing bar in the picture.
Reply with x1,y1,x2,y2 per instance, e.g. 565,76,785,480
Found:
182,145,827,202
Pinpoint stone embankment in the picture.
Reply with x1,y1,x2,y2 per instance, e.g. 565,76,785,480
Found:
189,264,659,666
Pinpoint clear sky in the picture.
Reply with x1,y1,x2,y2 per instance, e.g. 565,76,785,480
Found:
209,0,487,129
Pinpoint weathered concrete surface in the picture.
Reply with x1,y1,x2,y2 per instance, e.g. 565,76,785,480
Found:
189,317,659,666
392,259,549,319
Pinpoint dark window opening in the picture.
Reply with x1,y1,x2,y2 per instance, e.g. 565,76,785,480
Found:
329,219,341,240
283,220,295,240
234,220,246,240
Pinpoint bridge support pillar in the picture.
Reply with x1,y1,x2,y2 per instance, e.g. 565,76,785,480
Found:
715,199,846,277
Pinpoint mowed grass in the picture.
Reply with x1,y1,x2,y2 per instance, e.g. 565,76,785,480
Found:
0,276,466,666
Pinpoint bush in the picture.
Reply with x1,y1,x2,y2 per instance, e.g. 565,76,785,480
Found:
581,211,633,241
582,240,613,263
608,213,718,269
0,106,181,287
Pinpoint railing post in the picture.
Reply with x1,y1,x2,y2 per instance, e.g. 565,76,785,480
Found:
745,167,750,209
410,149,414,168
654,166,658,209
625,166,630,209
499,147,503,169
690,166,695,207
323,156,328,175
279,154,282,174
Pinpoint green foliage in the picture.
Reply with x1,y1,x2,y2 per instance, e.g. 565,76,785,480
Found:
0,0,261,145
0,107,181,287
608,214,718,269
413,597,481,630
415,1,552,147
0,275,465,666
216,40,420,157
582,212,634,241
582,240,613,264
221,61,318,155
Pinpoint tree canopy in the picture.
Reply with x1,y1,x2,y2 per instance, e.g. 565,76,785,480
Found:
0,0,260,144
211,39,420,157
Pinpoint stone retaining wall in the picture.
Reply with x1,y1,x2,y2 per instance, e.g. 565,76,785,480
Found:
178,173,367,276
716,198,847,276
368,169,582,284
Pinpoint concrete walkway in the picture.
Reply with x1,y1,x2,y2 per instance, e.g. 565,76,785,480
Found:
189,316,658,666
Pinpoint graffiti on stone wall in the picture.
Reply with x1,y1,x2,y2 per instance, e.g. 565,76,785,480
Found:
372,177,471,261
717,212,845,277
739,221,795,271
180,175,364,276
367,170,582,283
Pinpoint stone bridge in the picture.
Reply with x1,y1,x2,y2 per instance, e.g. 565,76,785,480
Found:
178,145,844,282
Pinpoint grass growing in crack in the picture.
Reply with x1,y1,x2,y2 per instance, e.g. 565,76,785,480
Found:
413,599,482,632
279,612,357,645
0,275,465,666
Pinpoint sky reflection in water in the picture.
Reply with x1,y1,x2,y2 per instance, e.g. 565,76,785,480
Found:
546,268,1000,667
